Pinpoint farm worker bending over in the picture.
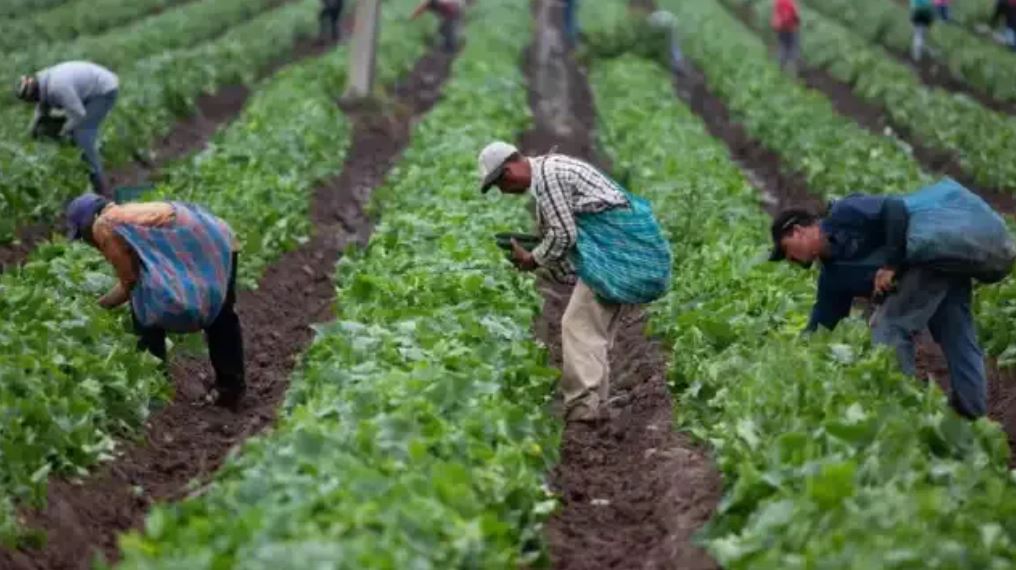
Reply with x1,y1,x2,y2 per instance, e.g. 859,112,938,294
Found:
410,0,464,53
768,179,1016,419
319,0,344,43
646,9,685,74
910,0,936,60
478,141,672,424
771,0,801,72
993,0,1016,50
16,61,119,196
65,193,247,410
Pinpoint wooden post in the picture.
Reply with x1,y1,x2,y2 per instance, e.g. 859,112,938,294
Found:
344,0,382,100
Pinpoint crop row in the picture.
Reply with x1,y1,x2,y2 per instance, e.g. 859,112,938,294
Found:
114,2,561,569
948,0,1002,31
587,38,1016,567
0,0,70,19
660,0,925,195
0,1,429,547
729,0,1016,192
0,0,195,53
801,0,1016,104
0,0,286,102
652,0,1016,361
0,0,317,243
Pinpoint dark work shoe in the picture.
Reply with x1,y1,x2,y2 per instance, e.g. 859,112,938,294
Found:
211,385,246,411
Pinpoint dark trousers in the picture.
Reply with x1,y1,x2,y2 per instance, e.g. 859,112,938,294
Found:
319,2,342,41
133,253,246,394
438,16,460,52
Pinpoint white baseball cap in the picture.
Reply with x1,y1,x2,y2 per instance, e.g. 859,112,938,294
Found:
478,140,519,193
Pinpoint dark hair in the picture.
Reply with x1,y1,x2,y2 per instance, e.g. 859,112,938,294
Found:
769,208,819,262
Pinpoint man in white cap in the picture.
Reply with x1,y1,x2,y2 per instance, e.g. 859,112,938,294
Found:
478,141,672,423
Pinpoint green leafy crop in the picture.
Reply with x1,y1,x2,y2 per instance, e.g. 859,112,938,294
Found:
0,0,196,53
645,0,1016,361
0,0,318,243
0,1,429,546
589,50,1016,569
115,3,561,568
803,0,1016,105
731,0,1016,192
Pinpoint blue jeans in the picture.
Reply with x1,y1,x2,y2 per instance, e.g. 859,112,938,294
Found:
871,267,987,418
71,89,118,194
563,0,578,44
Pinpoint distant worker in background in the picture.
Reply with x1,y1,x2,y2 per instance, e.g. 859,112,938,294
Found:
935,0,952,22
410,0,464,53
563,0,579,45
65,193,247,410
993,0,1016,50
910,0,935,60
16,61,119,196
319,0,344,43
771,0,801,73
647,9,685,74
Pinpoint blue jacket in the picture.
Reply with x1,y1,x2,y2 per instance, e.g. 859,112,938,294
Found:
806,195,909,331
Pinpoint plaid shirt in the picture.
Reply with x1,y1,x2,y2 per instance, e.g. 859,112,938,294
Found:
529,155,628,282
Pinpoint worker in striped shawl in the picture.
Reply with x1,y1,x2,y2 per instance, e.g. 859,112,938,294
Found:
478,141,672,424
65,193,246,410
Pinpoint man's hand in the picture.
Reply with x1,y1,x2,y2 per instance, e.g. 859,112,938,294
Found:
98,283,130,309
873,267,897,296
510,238,538,271
98,294,121,309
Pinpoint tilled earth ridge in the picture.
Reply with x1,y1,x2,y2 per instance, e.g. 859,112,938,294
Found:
0,46,455,570
522,0,722,568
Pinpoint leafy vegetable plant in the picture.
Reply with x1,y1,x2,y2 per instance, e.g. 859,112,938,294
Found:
0,0,316,243
0,0,195,53
802,0,1016,104
589,51,1016,569
0,1,429,546
0,0,71,20
730,0,1016,192
115,3,561,568
646,0,1016,359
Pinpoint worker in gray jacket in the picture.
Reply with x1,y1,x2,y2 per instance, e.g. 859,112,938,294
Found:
16,61,120,195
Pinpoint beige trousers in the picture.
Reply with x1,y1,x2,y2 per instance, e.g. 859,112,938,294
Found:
561,279,628,421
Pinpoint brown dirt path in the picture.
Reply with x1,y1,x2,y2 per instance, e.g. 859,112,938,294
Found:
521,1,721,568
0,45,456,570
